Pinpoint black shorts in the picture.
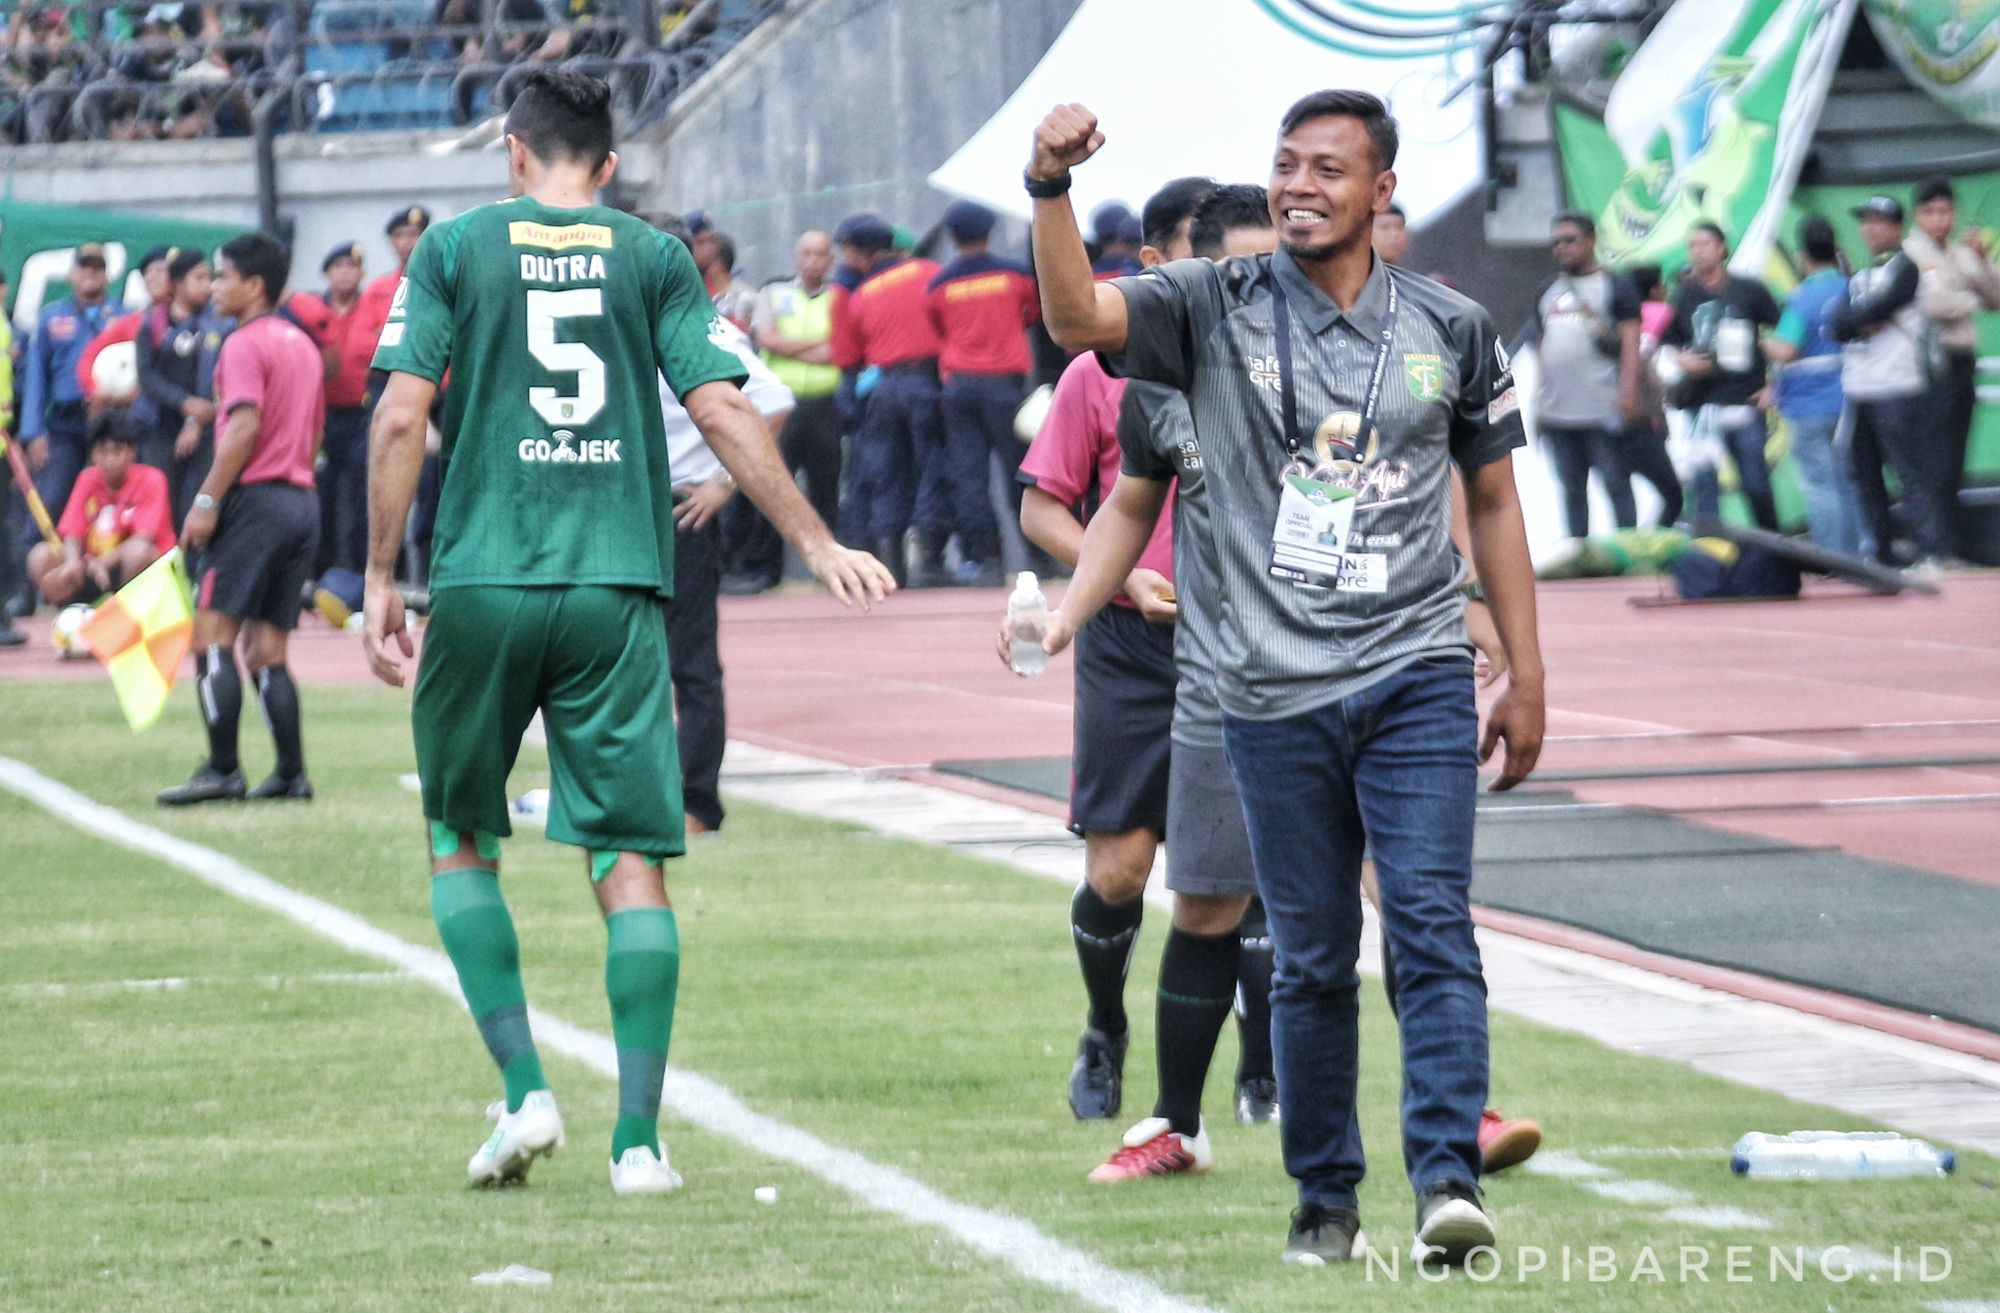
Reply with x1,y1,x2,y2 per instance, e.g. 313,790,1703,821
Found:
196,483,319,630
1069,602,1175,836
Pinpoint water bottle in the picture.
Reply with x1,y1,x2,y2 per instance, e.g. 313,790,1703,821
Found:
1731,1131,1955,1179
1007,572,1050,677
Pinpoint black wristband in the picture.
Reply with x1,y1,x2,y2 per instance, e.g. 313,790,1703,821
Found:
1023,170,1072,199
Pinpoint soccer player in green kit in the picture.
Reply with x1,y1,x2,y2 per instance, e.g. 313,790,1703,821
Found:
362,69,894,1195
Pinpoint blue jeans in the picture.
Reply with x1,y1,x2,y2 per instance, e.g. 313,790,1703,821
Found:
1689,409,1780,531
1222,654,1487,1206
1786,413,1868,559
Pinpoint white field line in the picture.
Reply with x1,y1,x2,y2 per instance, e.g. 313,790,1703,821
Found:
1660,1207,1774,1231
1928,1302,2000,1312
5,971,412,996
0,757,1216,1313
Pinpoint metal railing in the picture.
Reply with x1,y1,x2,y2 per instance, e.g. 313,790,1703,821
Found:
0,0,777,143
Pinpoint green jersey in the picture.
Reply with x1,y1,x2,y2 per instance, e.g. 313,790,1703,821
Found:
372,197,746,596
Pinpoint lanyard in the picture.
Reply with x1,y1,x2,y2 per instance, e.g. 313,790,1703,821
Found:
1270,264,1399,462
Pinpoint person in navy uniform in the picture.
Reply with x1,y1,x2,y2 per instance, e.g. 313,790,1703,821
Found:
927,200,1041,587
13,243,114,615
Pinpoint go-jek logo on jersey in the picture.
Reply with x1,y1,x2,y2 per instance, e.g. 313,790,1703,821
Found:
519,429,622,464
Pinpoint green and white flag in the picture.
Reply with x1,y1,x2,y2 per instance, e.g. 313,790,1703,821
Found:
1553,0,1859,277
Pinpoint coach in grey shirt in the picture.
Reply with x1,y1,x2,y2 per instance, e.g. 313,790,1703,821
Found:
1024,89,1545,1267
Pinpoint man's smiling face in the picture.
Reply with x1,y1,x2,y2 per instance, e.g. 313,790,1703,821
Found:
1267,114,1394,263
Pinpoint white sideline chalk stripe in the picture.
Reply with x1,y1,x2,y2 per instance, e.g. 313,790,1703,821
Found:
1583,1179,1695,1207
1660,1206,1774,1231
0,758,1215,1313
1927,1302,2000,1312
6,971,412,996
1521,1149,1615,1180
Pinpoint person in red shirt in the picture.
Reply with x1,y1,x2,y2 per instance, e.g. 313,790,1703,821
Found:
926,200,1040,587
288,241,371,576
349,206,431,385
27,410,175,605
76,245,175,410
160,232,326,808
830,211,950,586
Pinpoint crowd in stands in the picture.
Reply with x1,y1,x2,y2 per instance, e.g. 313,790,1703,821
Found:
1524,178,1995,573
0,0,767,142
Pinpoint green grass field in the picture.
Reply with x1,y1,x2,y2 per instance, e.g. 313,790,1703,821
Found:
1,680,1995,1312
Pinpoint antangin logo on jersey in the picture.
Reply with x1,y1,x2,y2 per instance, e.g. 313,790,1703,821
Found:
519,428,622,464
508,221,614,251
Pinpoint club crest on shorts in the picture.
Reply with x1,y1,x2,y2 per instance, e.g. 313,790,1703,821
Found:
1403,352,1443,403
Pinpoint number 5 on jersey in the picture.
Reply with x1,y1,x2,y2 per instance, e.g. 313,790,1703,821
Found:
527,288,606,427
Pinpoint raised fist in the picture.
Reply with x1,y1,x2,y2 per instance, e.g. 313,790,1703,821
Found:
1029,103,1105,183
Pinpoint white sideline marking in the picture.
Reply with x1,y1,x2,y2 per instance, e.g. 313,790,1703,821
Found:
0,758,1215,1313
1522,1150,1614,1180
6,971,411,996
1660,1206,1774,1231
1927,1302,2000,1312
1584,1179,1694,1207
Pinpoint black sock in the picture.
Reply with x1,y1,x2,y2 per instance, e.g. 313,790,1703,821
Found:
1153,927,1238,1136
1381,927,1402,1021
1071,883,1143,1037
1234,897,1276,1084
197,644,241,775
256,664,305,779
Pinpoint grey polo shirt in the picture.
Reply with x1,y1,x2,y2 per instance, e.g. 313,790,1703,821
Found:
1117,379,1224,749
1106,250,1524,722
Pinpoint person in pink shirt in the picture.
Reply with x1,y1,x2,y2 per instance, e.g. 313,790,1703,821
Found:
1014,175,1208,1129
160,232,327,808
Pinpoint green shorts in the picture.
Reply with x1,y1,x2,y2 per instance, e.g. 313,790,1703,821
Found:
413,585,683,857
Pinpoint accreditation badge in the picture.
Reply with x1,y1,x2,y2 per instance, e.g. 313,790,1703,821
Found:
1267,468,1357,590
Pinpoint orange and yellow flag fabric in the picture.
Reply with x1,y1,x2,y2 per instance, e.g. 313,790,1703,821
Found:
80,548,194,731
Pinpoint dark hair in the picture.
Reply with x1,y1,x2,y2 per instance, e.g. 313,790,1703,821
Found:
1383,202,1406,221
218,232,290,306
167,247,207,284
1689,221,1727,250
505,67,614,169
1189,183,1273,260
1141,176,1216,251
88,408,135,449
712,232,736,271
1797,214,1840,266
1551,208,1596,238
646,212,694,247
1916,176,1955,207
1626,262,1662,299
1279,89,1398,172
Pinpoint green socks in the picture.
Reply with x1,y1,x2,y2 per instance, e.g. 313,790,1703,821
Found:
605,907,680,1160
432,869,547,1113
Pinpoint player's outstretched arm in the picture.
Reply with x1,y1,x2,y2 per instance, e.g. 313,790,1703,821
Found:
1029,103,1130,355
361,372,436,686
684,379,895,609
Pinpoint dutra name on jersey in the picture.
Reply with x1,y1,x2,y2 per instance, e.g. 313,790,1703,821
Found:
519,253,609,284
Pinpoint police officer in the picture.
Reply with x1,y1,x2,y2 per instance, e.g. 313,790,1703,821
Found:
13,243,114,615
928,200,1039,588
829,212,949,587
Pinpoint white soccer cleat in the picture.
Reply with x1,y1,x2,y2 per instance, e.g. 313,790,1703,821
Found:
609,1144,684,1195
467,1090,564,1186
